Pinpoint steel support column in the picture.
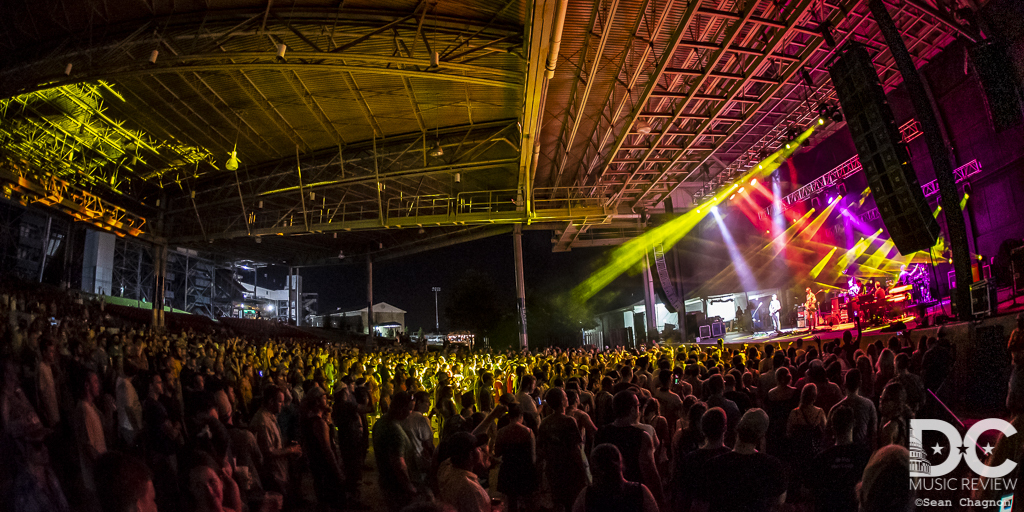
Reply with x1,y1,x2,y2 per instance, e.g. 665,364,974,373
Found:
152,244,167,327
513,224,528,350
366,254,374,337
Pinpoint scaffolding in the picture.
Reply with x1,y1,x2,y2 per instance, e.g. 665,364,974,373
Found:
112,237,154,303
164,248,214,317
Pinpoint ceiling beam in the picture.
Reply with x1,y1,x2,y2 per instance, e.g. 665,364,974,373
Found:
606,3,760,206
585,0,702,193
648,0,862,208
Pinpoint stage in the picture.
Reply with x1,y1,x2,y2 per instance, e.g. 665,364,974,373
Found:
694,319,918,347
687,287,1024,351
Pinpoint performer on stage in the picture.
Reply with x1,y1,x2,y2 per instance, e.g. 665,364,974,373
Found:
769,294,782,332
804,287,818,330
873,280,886,301
897,264,911,285
848,277,861,296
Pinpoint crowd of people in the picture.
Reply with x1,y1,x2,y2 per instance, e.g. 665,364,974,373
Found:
0,279,1019,512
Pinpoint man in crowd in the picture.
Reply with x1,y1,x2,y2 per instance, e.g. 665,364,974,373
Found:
807,405,871,512
374,391,418,512
437,431,492,512
671,407,731,512
693,409,787,512
595,391,662,503
250,385,302,496
829,369,877,449
538,387,589,512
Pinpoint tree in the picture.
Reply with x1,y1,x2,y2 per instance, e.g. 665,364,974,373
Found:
444,269,508,338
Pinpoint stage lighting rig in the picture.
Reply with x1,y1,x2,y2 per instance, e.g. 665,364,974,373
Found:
818,102,843,123
783,126,802,150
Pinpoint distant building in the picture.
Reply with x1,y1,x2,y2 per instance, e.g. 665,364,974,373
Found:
310,302,406,337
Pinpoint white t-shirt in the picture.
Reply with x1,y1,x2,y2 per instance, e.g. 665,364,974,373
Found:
401,411,434,480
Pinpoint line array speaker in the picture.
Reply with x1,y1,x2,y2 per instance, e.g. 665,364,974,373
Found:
830,44,940,255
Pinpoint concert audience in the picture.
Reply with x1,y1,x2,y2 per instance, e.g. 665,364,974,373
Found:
0,279,1010,512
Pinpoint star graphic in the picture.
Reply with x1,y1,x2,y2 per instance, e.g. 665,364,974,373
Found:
932,443,944,455
982,443,995,456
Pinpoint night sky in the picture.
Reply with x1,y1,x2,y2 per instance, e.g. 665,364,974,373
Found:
243,230,644,332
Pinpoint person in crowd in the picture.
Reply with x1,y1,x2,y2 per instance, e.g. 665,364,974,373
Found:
402,390,435,494
892,352,925,414
566,390,597,450
671,400,707,467
495,403,537,512
95,451,157,512
640,398,669,466
786,383,826,453
74,368,107,491
300,388,346,511
764,367,797,456
703,375,739,439
829,369,877,449
538,387,589,512
670,407,730,512
36,337,60,428
516,375,540,431
692,409,787,512
806,405,871,512
250,385,301,496
652,370,683,431
877,381,911,448
571,444,658,512
437,431,491,512
857,445,914,512
373,391,418,512
594,391,662,503
1008,313,1024,417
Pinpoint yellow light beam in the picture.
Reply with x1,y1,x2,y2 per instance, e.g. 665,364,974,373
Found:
574,125,819,301
800,194,843,240
837,228,884,270
811,247,838,278
864,238,896,270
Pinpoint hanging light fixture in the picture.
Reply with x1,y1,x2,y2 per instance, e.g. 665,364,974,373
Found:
635,120,652,135
226,144,239,171
429,140,444,157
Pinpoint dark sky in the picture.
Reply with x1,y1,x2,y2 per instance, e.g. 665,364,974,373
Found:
243,230,643,332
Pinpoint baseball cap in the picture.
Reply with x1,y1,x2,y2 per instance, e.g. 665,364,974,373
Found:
447,431,489,463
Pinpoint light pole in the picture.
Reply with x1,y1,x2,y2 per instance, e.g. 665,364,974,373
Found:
431,287,441,332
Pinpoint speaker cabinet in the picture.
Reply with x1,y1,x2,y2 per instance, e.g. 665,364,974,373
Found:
830,45,940,254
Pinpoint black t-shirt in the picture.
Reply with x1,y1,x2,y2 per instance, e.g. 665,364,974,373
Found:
696,451,787,512
672,446,732,507
806,443,872,512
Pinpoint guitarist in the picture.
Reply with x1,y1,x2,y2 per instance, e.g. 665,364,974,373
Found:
804,287,818,331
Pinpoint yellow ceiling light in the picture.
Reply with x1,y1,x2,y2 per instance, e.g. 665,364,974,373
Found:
226,145,239,171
